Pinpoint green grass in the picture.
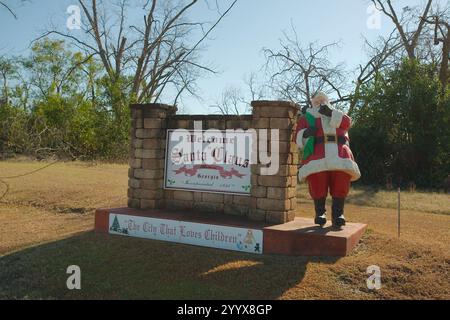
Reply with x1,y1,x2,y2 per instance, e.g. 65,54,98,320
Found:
0,232,322,300
1,230,448,300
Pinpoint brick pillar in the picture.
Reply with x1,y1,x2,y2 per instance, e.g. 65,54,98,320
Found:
128,103,177,210
250,101,299,224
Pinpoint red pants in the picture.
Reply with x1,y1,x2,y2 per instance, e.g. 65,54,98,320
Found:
307,171,351,199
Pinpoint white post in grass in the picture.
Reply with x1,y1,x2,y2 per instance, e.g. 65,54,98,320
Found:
397,188,401,238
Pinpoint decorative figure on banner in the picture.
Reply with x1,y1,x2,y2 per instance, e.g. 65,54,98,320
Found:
174,165,246,179
296,92,361,228
244,229,256,246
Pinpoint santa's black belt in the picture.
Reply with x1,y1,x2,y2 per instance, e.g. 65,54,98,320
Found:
315,135,348,145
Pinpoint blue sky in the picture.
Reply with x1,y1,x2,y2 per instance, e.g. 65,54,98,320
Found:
0,0,436,113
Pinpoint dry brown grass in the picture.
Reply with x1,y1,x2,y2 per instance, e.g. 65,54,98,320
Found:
0,160,127,213
297,183,450,215
0,160,449,300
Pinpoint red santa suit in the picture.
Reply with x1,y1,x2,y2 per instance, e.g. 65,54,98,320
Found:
296,106,360,200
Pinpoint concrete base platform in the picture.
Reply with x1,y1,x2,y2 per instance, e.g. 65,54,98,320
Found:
263,219,367,256
95,207,367,257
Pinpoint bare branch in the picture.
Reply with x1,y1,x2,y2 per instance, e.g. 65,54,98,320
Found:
0,0,22,19
263,26,345,106
40,0,238,108
372,0,433,59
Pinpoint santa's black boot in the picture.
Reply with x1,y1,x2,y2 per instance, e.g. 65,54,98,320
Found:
314,198,327,227
332,198,346,229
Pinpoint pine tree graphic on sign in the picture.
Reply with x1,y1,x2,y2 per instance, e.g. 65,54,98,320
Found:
110,215,121,232
110,215,129,235
110,214,130,235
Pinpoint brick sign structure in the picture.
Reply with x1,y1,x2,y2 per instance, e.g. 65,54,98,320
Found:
127,101,299,224
95,100,367,256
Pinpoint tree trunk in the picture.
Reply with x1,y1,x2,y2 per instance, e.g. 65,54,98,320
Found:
439,28,450,91
2,73,7,104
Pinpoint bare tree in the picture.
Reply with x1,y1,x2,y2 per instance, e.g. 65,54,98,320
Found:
372,0,450,91
348,30,403,114
261,25,407,113
422,7,450,89
210,73,267,115
0,57,14,104
263,26,348,106
372,0,433,60
38,0,238,107
209,86,247,115
245,72,265,102
0,0,28,19
0,0,18,19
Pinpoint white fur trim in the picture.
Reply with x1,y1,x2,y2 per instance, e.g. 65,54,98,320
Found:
296,129,307,148
298,157,361,182
322,112,339,135
325,141,338,157
330,110,344,128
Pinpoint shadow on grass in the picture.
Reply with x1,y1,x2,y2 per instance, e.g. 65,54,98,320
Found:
0,231,340,300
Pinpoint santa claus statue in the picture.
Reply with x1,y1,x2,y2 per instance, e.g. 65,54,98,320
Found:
296,92,361,228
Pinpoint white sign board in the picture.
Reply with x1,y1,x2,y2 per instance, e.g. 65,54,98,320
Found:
164,130,252,195
109,213,263,254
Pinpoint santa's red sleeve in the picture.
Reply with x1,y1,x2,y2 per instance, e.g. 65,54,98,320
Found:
295,116,309,148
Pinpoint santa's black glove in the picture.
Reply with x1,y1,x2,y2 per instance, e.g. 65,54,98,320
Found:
319,104,333,117
301,105,309,115
303,127,317,139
